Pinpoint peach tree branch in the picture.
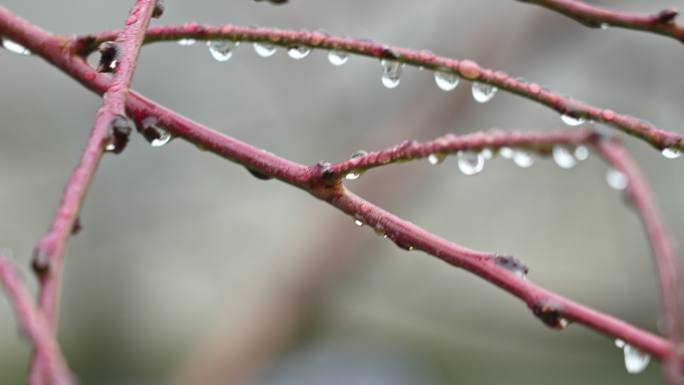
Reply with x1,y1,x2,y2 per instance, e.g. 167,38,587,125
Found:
72,23,684,152
518,0,684,44
0,255,73,385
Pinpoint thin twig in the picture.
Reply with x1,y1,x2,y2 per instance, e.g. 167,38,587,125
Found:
519,0,684,44
72,23,684,152
0,255,73,385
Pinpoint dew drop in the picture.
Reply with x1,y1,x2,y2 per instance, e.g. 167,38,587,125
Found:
480,148,494,160
561,114,585,126
254,42,276,57
1,39,31,55
661,147,681,159
471,82,497,103
150,128,172,147
381,60,403,89
434,71,460,91
457,151,485,176
599,23,610,29
137,117,173,147
428,153,445,165
345,150,367,180
177,38,197,46
552,146,577,169
606,168,628,190
207,40,238,62
287,46,311,60
105,142,117,151
499,147,514,159
512,151,534,168
327,50,348,66
354,219,363,227
574,145,589,161
614,339,650,374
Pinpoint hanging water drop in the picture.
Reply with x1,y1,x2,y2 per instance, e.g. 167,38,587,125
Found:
137,117,173,147
177,38,197,46
552,146,577,169
434,71,460,91
327,50,348,66
574,145,589,161
381,60,403,89
354,219,363,227
1,38,31,55
207,40,238,62
499,147,514,159
471,82,497,103
614,339,650,374
512,151,534,168
345,150,367,180
599,23,610,29
560,114,585,126
606,168,628,190
480,148,494,160
661,147,681,159
254,42,277,57
428,153,445,165
150,128,172,147
287,46,311,60
457,151,485,176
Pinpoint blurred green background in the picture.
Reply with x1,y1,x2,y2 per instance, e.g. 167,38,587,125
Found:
1,0,683,384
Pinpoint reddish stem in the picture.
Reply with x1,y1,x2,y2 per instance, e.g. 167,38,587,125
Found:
73,23,684,151
0,256,73,385
522,0,684,44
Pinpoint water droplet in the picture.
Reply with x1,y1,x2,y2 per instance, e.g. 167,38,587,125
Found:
434,71,460,91
561,114,585,126
552,146,577,169
254,42,276,57
354,219,363,227
574,145,589,161
614,340,650,374
345,150,367,180
177,38,197,46
495,255,528,279
661,147,681,159
381,60,403,89
471,82,497,103
207,40,238,62
512,151,534,168
457,151,485,176
1,39,31,55
327,50,348,66
287,46,311,60
137,117,173,147
599,23,610,29
606,168,628,190
428,153,445,165
150,128,172,147
499,147,514,159
105,142,117,151
480,148,494,160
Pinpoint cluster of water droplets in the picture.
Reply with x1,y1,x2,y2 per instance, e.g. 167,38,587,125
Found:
614,339,650,374
426,144,592,176
1,38,31,55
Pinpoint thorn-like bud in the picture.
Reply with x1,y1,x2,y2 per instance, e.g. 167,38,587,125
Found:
152,0,165,18
97,41,119,73
655,8,679,23
31,247,51,276
71,217,82,235
105,114,132,154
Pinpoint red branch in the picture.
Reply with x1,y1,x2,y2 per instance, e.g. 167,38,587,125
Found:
72,23,684,152
0,3,680,380
521,0,684,44
0,256,73,385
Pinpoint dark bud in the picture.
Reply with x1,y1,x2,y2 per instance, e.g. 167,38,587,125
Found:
152,0,165,18
31,247,51,276
656,8,679,23
105,115,132,154
380,47,399,61
97,41,120,73
71,217,82,235
318,161,334,179
530,300,569,330
254,0,289,5
247,168,273,180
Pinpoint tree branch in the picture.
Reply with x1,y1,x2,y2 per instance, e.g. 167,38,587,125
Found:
71,23,684,152
0,255,73,385
519,0,684,44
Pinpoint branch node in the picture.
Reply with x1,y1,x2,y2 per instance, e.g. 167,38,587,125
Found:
530,299,570,330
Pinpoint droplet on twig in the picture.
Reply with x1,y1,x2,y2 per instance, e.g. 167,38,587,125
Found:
456,151,485,175
207,40,239,62
177,38,197,46
1,38,31,55
434,71,460,91
512,150,534,168
561,114,585,126
381,60,403,88
661,147,681,159
254,42,277,57
552,145,577,169
471,82,497,103
606,168,628,190
327,50,348,66
287,46,311,60
614,339,651,374
428,153,445,165
574,145,589,161
494,255,528,278
136,116,172,147
345,150,368,180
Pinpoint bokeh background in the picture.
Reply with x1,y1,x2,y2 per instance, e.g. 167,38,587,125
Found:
1,0,684,384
